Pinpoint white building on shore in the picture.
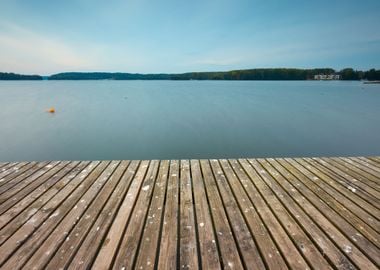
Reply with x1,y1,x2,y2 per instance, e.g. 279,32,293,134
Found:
314,74,341,80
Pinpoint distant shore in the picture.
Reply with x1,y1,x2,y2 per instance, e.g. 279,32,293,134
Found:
363,80,380,84
1,68,379,81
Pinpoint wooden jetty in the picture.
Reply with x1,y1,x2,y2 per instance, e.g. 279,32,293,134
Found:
0,157,379,269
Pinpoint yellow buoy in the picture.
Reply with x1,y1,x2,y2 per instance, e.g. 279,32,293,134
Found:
47,107,55,113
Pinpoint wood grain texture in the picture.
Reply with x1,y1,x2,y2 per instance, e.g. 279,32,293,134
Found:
0,157,378,270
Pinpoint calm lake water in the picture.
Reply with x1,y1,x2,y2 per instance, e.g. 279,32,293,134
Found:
0,80,379,161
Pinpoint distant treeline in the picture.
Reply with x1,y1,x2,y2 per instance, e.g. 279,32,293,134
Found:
1,68,380,80
0,72,43,80
48,68,380,81
48,72,171,80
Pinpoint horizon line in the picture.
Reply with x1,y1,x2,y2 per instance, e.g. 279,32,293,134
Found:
2,66,379,77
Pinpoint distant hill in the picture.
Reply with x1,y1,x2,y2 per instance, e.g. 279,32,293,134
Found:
0,72,43,80
48,68,380,81
49,68,337,80
1,68,379,81
48,72,171,80
170,68,336,80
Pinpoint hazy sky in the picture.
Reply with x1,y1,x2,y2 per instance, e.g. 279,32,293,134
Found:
0,0,379,74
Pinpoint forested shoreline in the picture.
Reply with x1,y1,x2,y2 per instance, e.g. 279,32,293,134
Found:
0,72,43,80
1,68,379,80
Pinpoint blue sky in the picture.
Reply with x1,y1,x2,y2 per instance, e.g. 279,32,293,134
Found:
0,0,379,75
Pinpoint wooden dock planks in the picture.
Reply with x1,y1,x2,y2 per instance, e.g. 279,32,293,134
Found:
0,157,379,269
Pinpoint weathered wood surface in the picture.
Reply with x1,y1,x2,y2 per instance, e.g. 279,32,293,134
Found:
0,157,379,269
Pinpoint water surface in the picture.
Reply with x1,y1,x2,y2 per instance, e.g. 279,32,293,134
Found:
0,80,379,161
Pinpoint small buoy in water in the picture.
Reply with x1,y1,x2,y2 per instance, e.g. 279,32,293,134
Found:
47,107,55,113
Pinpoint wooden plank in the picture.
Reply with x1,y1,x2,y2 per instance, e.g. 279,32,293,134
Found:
209,159,266,269
0,162,29,186
358,157,380,169
263,158,379,268
0,162,17,171
334,158,380,186
157,160,180,270
0,162,9,170
297,158,380,222
313,158,380,197
67,160,140,269
0,162,29,184
243,159,333,269
0,162,39,192
367,157,380,164
0,162,90,241
200,159,245,269
321,158,380,194
0,162,15,171
112,160,160,269
220,159,288,270
286,158,380,234
178,160,199,270
190,159,221,269
0,161,107,267
0,162,58,200
0,157,378,269
351,157,380,175
304,158,380,211
27,161,125,269
0,161,78,218
339,158,380,182
275,158,380,249
0,161,72,212
134,160,170,270
229,159,309,269
92,160,149,270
